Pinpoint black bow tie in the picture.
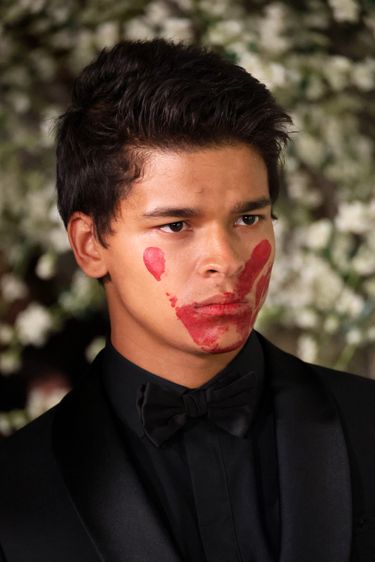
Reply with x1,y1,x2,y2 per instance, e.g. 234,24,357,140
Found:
137,370,261,447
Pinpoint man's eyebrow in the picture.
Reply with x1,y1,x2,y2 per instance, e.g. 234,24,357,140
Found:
142,207,199,218
142,197,272,219
231,197,272,214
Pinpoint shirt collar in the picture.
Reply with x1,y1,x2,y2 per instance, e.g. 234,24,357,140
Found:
102,331,264,438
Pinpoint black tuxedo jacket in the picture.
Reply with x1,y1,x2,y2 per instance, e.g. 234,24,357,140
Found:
0,333,375,562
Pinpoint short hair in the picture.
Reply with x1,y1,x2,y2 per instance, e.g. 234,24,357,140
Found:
56,39,291,244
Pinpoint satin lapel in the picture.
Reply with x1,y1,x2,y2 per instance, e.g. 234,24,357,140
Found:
257,334,352,562
52,352,182,562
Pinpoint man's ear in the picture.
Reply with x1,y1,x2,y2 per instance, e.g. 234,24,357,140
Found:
67,212,108,279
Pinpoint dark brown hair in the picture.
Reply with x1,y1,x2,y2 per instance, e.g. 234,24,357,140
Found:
56,39,291,243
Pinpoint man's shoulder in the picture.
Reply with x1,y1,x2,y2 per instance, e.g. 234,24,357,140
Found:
310,362,375,424
0,405,57,479
310,361,375,394
257,330,375,389
0,352,104,463
257,330,375,423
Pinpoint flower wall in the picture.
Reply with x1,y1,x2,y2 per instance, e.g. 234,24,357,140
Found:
0,0,374,431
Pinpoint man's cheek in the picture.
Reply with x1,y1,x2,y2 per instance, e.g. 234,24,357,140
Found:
143,247,166,281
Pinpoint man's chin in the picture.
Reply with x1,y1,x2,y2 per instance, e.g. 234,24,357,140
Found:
198,332,251,355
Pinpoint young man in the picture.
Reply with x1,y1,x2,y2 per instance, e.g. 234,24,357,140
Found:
0,39,374,562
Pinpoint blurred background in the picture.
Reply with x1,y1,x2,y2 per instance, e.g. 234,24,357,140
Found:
1,0,374,436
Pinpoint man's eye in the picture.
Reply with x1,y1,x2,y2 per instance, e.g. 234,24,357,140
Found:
236,215,260,226
159,221,186,233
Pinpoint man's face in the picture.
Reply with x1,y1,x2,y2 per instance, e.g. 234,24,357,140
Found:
101,143,275,362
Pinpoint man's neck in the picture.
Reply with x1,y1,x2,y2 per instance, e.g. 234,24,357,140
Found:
110,331,246,388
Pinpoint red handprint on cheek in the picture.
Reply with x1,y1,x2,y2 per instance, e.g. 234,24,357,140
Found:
169,239,273,352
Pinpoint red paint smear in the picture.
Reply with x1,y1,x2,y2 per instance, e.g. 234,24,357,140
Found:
172,239,272,352
169,295,177,308
255,264,273,309
237,239,272,299
143,247,165,281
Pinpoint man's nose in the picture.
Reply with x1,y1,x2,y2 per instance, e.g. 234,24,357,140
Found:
197,228,245,279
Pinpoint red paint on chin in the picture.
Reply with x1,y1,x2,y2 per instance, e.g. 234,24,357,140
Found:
143,247,165,281
171,239,273,353
175,303,254,353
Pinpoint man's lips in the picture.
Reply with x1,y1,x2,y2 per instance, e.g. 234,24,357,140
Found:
194,294,246,307
192,295,251,317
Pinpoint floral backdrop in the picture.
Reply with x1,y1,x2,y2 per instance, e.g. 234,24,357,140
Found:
0,0,374,435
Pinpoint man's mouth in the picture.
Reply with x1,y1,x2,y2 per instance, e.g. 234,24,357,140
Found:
193,295,250,317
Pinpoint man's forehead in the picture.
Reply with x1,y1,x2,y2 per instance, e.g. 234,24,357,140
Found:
141,197,272,219
122,143,269,210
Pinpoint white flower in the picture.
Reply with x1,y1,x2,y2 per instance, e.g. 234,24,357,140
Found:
346,328,362,345
0,415,12,437
367,326,375,342
15,303,54,347
48,207,71,253
297,334,318,363
324,315,340,333
124,19,156,41
335,201,373,234
295,308,319,328
85,337,106,362
295,134,326,167
0,351,21,375
300,255,344,311
15,0,45,14
324,55,352,90
59,271,103,314
351,59,375,91
330,232,354,271
199,0,234,17
161,18,193,42
1,273,27,302
336,289,364,317
259,3,289,54
12,92,30,113
48,227,71,253
238,52,288,89
206,20,244,44
328,0,360,22
40,106,60,147
144,1,173,26
364,278,375,297
305,75,325,100
35,253,56,280
95,22,119,49
26,386,68,420
0,324,14,345
352,246,375,276
303,220,332,250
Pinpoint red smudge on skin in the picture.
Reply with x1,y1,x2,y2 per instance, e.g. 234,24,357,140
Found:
143,247,165,281
171,239,273,352
167,293,177,308
237,239,272,299
255,263,273,309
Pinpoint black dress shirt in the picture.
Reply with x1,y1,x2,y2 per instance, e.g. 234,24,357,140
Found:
102,332,279,562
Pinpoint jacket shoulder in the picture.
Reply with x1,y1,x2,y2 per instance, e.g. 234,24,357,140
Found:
0,397,99,561
258,331,375,515
0,405,57,481
310,362,375,416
